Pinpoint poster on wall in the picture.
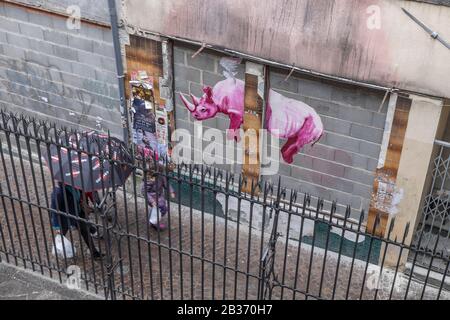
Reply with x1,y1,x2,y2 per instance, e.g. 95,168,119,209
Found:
129,71,171,161
155,108,169,158
130,73,158,159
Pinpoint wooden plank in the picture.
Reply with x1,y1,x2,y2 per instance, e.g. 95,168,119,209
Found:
241,69,264,194
125,35,163,105
367,95,412,236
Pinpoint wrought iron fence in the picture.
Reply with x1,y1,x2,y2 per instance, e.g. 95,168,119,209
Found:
411,140,450,282
0,110,449,300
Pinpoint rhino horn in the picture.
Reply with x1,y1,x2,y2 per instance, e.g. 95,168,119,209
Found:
179,93,196,112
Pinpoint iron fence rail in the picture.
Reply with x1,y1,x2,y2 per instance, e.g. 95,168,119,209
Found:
0,110,449,300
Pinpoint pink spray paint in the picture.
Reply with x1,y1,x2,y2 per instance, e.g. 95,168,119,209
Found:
179,78,323,164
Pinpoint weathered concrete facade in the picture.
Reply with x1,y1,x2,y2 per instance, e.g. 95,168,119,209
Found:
124,0,450,99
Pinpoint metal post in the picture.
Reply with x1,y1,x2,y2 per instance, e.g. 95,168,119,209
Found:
108,0,129,144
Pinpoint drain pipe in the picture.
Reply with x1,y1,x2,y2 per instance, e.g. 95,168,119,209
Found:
108,0,129,144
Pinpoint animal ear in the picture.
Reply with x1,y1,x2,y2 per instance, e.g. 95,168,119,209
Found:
190,94,200,106
203,86,213,98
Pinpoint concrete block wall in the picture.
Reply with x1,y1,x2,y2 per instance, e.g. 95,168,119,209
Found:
0,2,122,136
173,43,388,218
267,70,388,217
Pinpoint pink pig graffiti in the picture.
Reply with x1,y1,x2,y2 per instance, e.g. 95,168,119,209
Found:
179,78,323,164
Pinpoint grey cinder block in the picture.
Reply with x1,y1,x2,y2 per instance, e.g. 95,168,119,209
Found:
338,106,373,126
28,38,52,55
173,47,185,65
52,44,77,61
186,53,215,72
321,175,353,194
189,82,204,97
77,50,102,66
26,49,49,66
202,71,225,87
5,68,29,86
322,116,351,135
70,62,96,80
298,78,333,100
94,69,116,84
372,112,386,129
0,17,20,33
3,43,25,60
325,133,360,153
174,65,201,83
92,42,114,58
68,35,94,52
302,144,335,162
359,142,381,158
6,32,29,48
352,183,373,198
28,11,53,28
344,167,374,186
43,29,68,46
350,123,383,143
313,158,345,177
19,23,43,40
270,72,299,93
174,78,189,94
47,56,72,73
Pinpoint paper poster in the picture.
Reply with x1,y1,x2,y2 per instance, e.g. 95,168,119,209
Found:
155,108,169,157
129,72,171,160
130,76,158,158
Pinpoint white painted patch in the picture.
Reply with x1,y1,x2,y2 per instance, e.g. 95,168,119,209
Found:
390,187,404,216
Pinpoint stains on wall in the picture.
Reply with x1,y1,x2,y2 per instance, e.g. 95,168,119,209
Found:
124,0,450,99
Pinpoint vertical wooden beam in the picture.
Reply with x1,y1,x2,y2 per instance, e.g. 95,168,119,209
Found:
241,62,265,194
367,95,412,236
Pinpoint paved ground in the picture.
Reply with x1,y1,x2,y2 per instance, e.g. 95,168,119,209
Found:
0,152,449,300
0,262,99,300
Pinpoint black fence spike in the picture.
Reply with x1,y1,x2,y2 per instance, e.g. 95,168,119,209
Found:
345,205,351,219
403,222,411,239
388,217,396,238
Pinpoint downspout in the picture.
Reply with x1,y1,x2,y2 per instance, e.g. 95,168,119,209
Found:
108,0,129,145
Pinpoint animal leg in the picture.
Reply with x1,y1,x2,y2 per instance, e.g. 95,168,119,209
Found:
227,111,243,142
281,136,297,162
281,136,298,164
281,116,316,164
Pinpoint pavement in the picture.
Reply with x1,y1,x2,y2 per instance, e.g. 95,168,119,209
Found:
0,262,100,300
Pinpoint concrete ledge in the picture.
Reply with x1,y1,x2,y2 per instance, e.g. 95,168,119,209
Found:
0,262,102,300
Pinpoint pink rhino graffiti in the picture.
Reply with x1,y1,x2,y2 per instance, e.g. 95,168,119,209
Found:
180,78,324,164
